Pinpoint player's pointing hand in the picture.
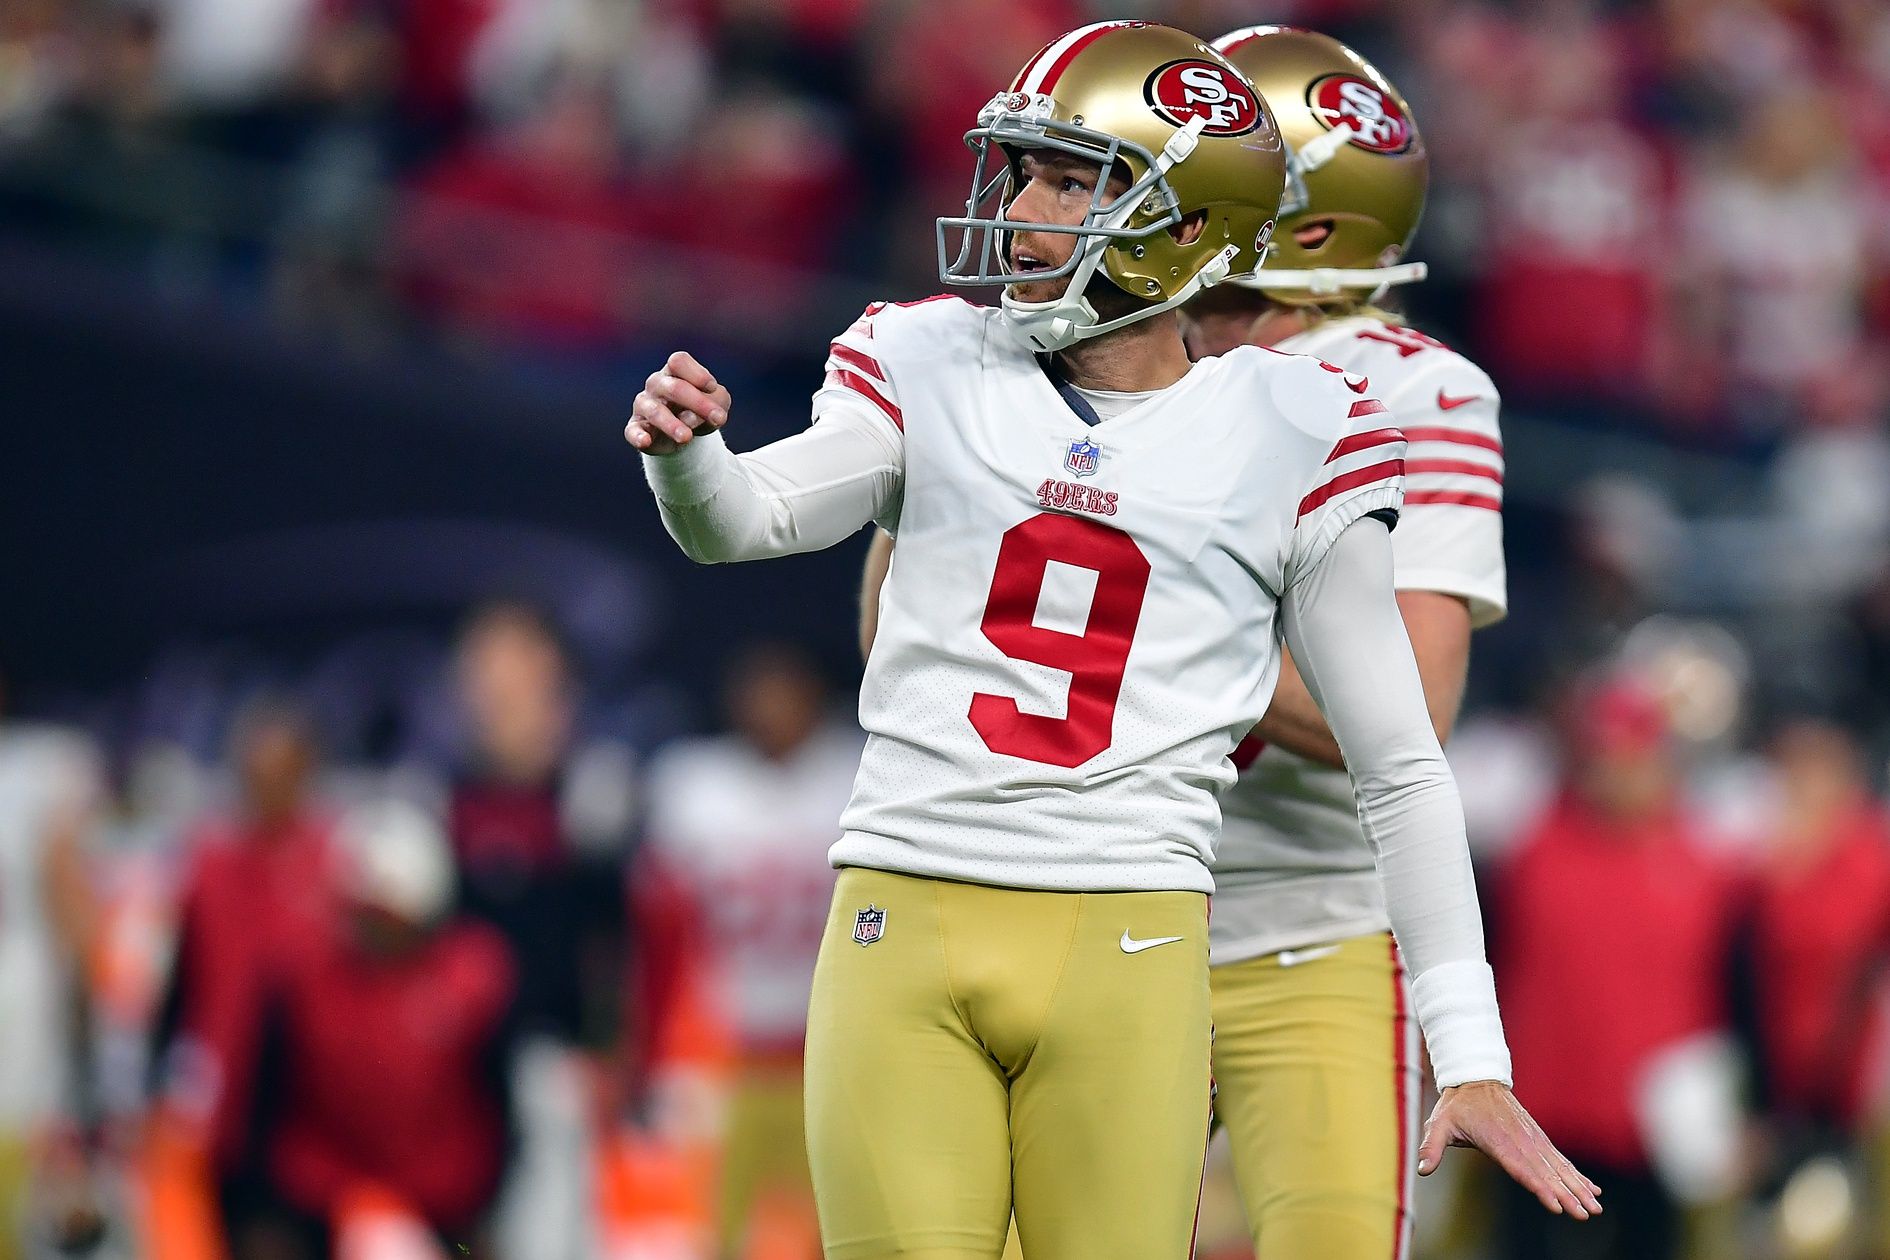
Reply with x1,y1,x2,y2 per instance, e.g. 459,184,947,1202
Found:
626,351,732,456
1418,1081,1603,1220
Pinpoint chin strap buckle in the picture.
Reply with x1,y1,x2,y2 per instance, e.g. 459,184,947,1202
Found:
1290,121,1356,179
1198,243,1240,290
1159,115,1209,170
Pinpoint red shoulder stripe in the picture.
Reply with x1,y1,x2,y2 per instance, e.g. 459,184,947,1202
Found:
1348,398,1388,418
1401,426,1503,456
828,343,885,381
1327,427,1405,464
1406,458,1503,485
1404,490,1500,511
827,369,903,431
1298,459,1404,519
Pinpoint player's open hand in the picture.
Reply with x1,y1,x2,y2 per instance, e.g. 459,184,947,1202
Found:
1418,1081,1603,1220
626,351,731,455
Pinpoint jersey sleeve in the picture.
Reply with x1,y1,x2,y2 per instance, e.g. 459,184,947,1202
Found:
811,302,915,533
813,303,906,439
1384,360,1508,627
1281,359,1408,587
641,303,909,562
1280,519,1511,1087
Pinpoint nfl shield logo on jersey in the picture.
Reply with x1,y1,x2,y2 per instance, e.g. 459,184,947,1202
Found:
853,904,887,946
1064,437,1101,478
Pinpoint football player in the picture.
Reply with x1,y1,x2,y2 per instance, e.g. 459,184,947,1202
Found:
629,21,1594,1259
1195,28,1519,1260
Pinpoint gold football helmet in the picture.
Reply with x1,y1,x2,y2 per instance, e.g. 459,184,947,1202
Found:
937,21,1286,352
1213,26,1428,303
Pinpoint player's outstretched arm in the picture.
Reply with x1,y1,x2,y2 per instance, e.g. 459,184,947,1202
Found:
1281,518,1601,1220
629,352,903,565
1255,590,1471,769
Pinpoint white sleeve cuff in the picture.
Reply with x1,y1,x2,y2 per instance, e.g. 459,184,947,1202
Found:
641,431,730,506
1410,959,1513,1088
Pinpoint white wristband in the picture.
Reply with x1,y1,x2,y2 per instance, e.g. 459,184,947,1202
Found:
641,430,730,506
1410,959,1513,1089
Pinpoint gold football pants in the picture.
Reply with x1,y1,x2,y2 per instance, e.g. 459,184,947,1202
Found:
1210,931,1419,1260
804,867,1213,1260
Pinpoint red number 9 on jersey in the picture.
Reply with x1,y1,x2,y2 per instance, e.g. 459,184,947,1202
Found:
969,513,1153,768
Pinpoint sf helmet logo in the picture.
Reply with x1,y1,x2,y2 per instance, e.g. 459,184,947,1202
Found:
1307,74,1412,154
1145,60,1262,137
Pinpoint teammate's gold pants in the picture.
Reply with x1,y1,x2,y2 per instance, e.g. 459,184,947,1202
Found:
716,1063,820,1258
804,867,1212,1260
1210,931,1418,1260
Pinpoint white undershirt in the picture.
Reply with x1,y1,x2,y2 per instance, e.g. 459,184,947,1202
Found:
1068,384,1161,424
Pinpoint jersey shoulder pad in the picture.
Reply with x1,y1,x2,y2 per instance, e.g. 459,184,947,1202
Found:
1236,345,1381,449
834,295,987,364
1280,318,1464,397
822,296,987,431
1388,347,1501,434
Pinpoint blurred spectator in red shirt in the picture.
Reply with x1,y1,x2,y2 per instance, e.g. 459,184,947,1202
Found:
861,0,1076,283
651,83,854,337
394,0,501,134
1494,680,1736,1260
151,702,338,1251
397,68,649,350
262,798,515,1260
1733,719,1890,1154
445,599,643,1260
1470,24,1677,410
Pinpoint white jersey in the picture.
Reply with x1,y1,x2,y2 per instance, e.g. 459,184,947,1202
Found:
0,725,96,1131
1210,316,1507,964
827,298,1404,893
645,724,860,1050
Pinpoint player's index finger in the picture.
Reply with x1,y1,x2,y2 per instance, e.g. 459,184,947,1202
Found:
668,351,714,389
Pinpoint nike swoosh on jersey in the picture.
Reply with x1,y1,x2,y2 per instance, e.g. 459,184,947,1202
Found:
1275,944,1342,967
1436,390,1481,411
1120,931,1185,954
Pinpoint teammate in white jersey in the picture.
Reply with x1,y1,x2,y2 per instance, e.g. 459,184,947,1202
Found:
626,22,1593,1259
1186,27,1518,1260
643,645,859,1253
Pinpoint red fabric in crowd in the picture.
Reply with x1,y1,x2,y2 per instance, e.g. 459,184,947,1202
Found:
169,813,337,1171
1474,122,1672,399
1497,793,1734,1169
1746,803,1890,1126
399,147,650,348
398,0,502,120
269,922,515,1231
447,777,567,874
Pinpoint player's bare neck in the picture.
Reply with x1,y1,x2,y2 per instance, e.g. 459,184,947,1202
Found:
1052,313,1192,393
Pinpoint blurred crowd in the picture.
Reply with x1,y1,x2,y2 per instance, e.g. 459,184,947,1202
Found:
12,599,1890,1260
0,603,863,1260
0,0,1887,428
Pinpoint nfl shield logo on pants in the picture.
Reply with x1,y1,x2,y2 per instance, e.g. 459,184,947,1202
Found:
853,905,887,946
1064,437,1101,478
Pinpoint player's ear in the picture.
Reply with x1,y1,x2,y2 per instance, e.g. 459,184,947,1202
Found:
1169,210,1207,247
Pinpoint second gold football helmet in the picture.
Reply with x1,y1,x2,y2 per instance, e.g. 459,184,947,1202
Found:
1213,26,1429,303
